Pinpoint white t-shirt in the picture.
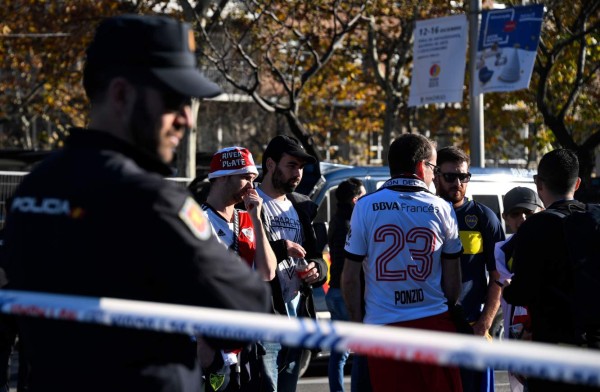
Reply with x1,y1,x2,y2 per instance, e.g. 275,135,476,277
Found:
257,188,305,316
202,205,235,247
494,235,529,340
345,177,463,325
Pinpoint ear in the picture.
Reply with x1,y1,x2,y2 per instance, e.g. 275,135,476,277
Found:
574,177,581,191
535,177,543,194
108,78,135,120
266,157,275,171
415,161,426,180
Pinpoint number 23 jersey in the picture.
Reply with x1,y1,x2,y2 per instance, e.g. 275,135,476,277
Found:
345,178,463,325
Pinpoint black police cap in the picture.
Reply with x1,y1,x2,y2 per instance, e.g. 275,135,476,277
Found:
86,14,222,98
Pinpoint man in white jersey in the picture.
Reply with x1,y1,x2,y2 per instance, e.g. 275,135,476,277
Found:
202,146,276,281
256,135,328,392
342,133,463,392
199,146,277,391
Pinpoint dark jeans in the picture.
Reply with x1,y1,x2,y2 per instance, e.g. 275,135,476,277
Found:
0,314,28,392
350,354,371,392
325,289,350,392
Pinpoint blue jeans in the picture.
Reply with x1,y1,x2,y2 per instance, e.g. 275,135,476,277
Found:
260,341,301,392
326,288,350,392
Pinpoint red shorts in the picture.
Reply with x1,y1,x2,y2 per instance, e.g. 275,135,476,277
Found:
368,311,463,392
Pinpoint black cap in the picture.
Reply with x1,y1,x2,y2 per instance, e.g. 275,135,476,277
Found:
263,135,317,167
503,187,543,213
85,14,222,98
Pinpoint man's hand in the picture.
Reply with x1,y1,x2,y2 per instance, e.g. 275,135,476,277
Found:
242,188,262,217
472,319,491,337
298,261,320,285
285,240,306,259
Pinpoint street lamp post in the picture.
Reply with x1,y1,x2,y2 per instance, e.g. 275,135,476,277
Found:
469,0,485,167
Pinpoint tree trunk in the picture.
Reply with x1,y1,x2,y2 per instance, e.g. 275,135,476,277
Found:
284,111,322,163
381,94,400,166
574,145,596,202
177,99,200,179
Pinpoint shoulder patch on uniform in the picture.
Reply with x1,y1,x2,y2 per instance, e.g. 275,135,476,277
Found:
210,372,225,391
465,214,478,229
179,197,211,241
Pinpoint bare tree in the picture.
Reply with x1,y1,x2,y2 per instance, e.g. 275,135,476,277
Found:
362,1,465,165
193,0,368,161
532,0,600,194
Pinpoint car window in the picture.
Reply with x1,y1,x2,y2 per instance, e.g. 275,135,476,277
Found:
472,194,501,223
315,185,338,224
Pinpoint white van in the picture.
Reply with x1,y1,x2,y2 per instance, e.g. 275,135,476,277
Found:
310,164,537,235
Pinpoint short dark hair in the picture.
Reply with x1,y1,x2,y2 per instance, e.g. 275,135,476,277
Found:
537,149,579,195
83,67,158,103
261,135,315,175
436,146,470,167
83,66,123,102
335,178,364,205
388,134,435,176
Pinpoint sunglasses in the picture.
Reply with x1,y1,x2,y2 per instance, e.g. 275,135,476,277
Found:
438,172,472,183
159,89,192,112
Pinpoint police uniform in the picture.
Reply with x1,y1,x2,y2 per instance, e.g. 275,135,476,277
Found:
3,130,270,391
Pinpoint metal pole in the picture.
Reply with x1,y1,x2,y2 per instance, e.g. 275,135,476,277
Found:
469,0,485,167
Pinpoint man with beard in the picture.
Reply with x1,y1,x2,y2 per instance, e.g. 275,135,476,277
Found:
2,14,270,392
255,135,328,392
434,146,505,392
200,146,277,391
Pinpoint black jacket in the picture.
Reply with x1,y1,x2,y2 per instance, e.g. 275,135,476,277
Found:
327,203,353,289
503,200,586,345
266,192,328,318
3,129,270,392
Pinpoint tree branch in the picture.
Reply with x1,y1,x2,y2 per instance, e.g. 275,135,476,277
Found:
558,27,587,121
367,17,386,88
298,2,367,93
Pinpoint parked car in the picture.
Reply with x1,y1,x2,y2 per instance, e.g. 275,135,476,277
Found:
308,163,537,234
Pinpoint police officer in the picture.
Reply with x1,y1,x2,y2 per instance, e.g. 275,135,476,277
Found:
2,14,270,392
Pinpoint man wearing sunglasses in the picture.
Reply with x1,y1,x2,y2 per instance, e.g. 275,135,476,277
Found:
434,146,505,392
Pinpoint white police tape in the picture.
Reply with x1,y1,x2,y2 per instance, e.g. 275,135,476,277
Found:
1,290,599,387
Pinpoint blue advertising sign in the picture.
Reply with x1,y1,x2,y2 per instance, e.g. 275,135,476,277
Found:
474,4,544,94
